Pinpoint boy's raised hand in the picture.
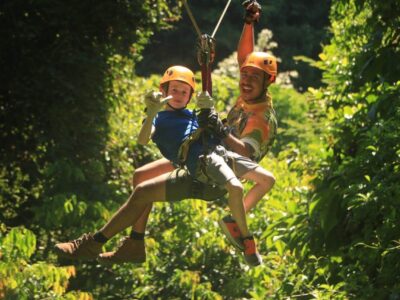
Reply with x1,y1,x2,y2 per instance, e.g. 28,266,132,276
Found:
144,91,172,117
196,91,214,110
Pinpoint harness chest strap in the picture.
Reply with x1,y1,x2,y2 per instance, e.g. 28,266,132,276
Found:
178,128,204,165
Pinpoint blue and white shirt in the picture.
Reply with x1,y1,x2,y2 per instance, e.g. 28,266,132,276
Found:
151,109,219,174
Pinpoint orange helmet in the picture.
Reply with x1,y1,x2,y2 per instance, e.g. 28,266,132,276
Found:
241,52,277,83
160,66,196,91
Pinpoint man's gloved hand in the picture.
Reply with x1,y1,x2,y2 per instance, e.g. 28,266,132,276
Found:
144,91,172,117
242,0,261,24
196,91,214,110
197,108,212,129
208,111,230,139
202,110,229,139
196,91,229,138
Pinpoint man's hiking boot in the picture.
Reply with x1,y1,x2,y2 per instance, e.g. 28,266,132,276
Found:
98,237,146,264
243,236,262,266
54,233,102,260
218,215,245,251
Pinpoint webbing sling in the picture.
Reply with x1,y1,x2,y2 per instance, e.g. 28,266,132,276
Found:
177,126,202,165
178,0,232,166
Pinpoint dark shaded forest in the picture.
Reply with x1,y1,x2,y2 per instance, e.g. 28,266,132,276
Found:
1,0,399,299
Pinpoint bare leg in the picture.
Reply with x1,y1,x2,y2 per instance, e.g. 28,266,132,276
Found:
99,172,172,239
225,178,250,237
241,167,275,213
131,158,174,233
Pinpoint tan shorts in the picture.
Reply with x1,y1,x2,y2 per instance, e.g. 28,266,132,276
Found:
165,168,227,202
195,146,259,186
165,146,259,201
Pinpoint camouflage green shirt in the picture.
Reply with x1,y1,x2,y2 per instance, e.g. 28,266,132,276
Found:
226,95,277,162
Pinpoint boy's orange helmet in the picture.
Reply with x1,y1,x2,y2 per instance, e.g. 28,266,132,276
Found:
160,66,196,91
241,52,277,82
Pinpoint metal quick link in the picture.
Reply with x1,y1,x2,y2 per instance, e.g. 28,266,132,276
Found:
197,34,216,66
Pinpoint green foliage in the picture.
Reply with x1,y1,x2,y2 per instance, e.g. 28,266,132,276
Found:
0,226,91,299
3,0,399,298
0,14,340,295
263,0,331,90
0,0,179,232
306,0,400,298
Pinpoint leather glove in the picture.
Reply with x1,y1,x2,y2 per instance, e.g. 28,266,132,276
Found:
206,110,230,139
144,91,172,117
242,0,261,24
197,108,212,129
196,91,214,110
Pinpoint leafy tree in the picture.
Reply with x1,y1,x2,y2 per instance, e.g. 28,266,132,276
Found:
0,2,179,297
264,0,331,90
308,0,400,298
5,0,399,298
0,227,90,299
0,0,178,232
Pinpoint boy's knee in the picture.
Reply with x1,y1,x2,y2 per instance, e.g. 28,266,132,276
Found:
226,178,244,194
132,167,146,188
259,170,275,188
266,171,276,186
129,184,147,205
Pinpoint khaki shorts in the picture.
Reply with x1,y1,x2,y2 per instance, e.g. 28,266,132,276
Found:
165,168,227,202
195,146,259,186
165,146,259,201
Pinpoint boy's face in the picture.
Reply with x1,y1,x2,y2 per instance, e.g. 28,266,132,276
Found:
239,66,266,102
164,80,192,110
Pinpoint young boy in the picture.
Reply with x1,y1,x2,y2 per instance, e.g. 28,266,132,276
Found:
140,65,271,266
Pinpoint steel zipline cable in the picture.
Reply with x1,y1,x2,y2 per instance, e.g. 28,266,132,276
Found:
181,0,202,38
212,0,232,38
181,0,232,39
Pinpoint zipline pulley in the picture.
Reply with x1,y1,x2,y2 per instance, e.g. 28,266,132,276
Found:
197,34,216,95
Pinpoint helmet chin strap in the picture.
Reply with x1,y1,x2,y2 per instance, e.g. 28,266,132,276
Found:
251,72,269,102
167,102,186,111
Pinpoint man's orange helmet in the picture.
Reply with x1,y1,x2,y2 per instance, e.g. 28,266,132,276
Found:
241,52,277,83
160,66,196,91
